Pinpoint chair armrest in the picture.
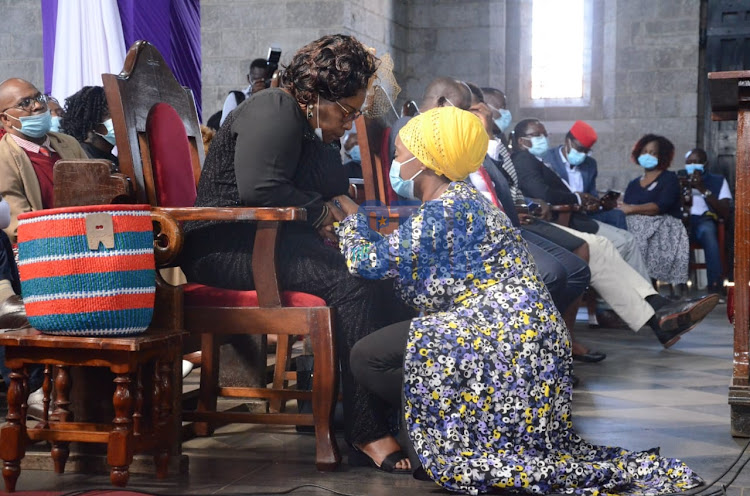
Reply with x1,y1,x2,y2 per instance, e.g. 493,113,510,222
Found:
154,206,306,222
549,204,581,213
150,206,306,308
53,159,134,207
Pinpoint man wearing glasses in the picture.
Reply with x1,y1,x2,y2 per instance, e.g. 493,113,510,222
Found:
0,78,87,243
0,78,85,396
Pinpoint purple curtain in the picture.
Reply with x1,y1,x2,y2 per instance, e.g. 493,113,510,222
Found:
41,0,59,94
118,0,202,119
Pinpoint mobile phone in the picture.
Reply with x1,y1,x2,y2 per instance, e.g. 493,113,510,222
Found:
676,169,688,178
527,201,542,216
267,46,282,74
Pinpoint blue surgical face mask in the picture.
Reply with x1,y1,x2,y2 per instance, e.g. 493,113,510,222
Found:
5,109,52,138
389,156,422,200
526,135,548,157
494,108,512,133
95,118,116,146
638,154,659,169
685,163,704,175
348,145,361,163
49,116,62,133
567,147,587,166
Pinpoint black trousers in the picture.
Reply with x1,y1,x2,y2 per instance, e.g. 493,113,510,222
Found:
183,225,416,444
350,319,416,461
522,230,590,313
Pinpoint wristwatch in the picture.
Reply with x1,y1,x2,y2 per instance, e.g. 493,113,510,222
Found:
702,190,713,198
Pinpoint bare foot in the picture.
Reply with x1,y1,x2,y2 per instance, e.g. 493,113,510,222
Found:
571,341,590,356
356,435,411,471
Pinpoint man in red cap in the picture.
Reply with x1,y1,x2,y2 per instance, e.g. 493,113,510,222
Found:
543,120,628,230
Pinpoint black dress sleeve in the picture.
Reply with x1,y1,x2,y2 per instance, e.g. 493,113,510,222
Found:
231,90,326,226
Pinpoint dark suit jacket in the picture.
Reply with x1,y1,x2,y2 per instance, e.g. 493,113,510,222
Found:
480,156,520,227
513,149,599,233
543,145,599,197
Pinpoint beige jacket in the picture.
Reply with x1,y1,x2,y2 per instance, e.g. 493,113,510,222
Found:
0,132,88,242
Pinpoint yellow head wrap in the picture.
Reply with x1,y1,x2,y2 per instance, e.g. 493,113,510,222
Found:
398,106,489,182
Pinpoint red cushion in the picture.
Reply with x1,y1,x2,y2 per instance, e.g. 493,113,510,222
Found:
380,127,398,205
146,103,197,207
183,283,327,308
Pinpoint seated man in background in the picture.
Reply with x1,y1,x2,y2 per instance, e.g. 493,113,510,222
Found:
543,120,628,230
0,78,86,398
480,86,512,145
684,147,732,295
0,78,87,242
46,95,64,133
513,118,650,281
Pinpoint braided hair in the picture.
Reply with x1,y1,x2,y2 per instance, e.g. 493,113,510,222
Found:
61,86,109,142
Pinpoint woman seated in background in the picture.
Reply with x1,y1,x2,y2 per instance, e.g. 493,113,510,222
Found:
620,134,688,286
61,86,118,166
332,107,703,494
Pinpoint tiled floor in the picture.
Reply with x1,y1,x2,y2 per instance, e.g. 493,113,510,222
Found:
5,300,750,495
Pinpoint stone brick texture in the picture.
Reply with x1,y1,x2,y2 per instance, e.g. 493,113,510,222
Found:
0,0,705,191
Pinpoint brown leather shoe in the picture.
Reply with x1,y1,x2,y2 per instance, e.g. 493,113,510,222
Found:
0,294,31,331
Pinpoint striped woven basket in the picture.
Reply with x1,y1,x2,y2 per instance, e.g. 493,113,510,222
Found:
17,204,156,336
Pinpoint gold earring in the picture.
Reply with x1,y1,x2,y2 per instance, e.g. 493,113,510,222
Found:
307,104,314,119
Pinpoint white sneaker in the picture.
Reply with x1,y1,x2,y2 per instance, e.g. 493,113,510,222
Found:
27,387,44,406
182,359,194,378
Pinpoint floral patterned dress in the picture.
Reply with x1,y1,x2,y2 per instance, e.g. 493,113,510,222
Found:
336,181,702,495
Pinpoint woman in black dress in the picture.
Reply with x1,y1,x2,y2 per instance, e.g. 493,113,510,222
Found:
182,34,414,471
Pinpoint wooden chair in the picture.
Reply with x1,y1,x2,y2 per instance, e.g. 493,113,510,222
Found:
103,40,340,470
53,159,133,207
355,115,418,235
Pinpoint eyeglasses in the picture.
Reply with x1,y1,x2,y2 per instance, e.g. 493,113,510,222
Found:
1,93,48,114
334,100,362,123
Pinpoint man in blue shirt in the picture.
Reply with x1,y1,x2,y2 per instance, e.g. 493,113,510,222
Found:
544,121,627,230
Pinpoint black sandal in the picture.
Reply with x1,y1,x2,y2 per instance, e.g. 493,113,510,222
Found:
349,448,411,474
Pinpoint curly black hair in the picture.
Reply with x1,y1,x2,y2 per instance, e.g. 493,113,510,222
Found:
281,34,379,105
631,134,674,171
61,86,109,142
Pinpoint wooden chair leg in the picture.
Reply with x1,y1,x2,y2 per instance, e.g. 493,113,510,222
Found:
153,358,172,479
195,333,219,437
310,311,340,471
108,372,134,487
51,366,71,474
1,368,28,492
270,334,293,413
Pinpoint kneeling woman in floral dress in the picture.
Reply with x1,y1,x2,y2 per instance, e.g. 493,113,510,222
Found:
330,107,702,495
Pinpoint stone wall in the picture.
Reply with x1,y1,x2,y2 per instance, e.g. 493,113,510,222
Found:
0,0,704,190
504,0,701,192
0,0,45,92
201,0,405,121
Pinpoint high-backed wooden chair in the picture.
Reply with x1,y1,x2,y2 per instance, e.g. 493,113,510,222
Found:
355,115,418,235
103,40,340,470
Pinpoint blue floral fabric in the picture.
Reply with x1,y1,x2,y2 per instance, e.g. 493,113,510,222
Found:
336,181,702,495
